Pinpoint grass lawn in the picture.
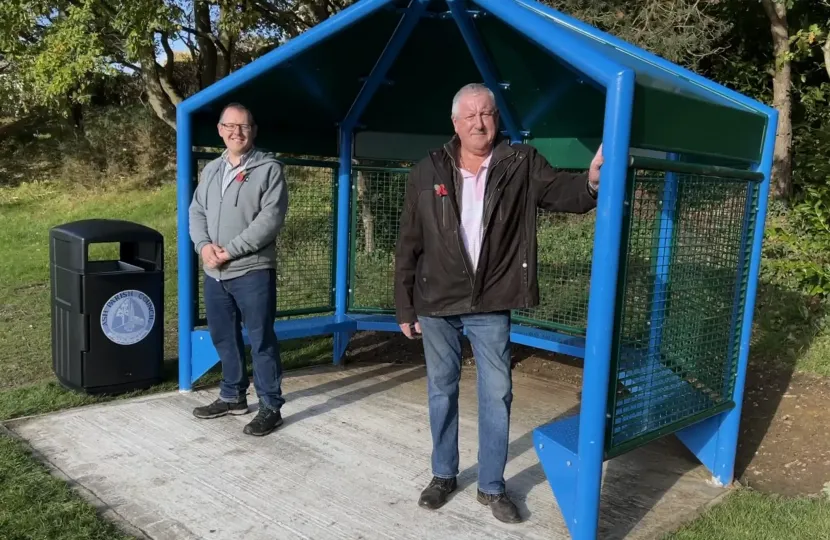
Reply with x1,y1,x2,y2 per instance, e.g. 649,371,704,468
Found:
0,433,134,540
666,490,830,540
0,179,828,539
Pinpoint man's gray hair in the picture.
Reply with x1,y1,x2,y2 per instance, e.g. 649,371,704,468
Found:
219,102,256,126
451,83,497,118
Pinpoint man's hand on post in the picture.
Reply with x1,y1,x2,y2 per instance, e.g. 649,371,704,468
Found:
399,321,422,339
588,143,603,191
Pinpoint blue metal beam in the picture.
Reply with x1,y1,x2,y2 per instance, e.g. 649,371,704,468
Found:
176,107,193,392
509,324,586,358
521,79,574,132
342,0,430,130
396,7,485,19
177,0,398,116
644,152,679,413
189,316,358,383
470,0,625,89
572,68,636,540
333,126,354,364
446,0,523,143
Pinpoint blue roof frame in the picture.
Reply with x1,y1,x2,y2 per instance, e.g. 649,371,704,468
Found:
176,0,775,122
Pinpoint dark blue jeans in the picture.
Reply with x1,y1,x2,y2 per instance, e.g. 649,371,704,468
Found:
417,311,513,495
203,268,284,411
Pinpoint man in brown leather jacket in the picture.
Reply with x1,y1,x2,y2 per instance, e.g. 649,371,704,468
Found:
394,83,603,524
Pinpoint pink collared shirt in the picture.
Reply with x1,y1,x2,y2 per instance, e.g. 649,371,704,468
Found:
458,152,492,274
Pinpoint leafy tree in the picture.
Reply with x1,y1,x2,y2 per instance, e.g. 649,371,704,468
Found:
542,0,733,70
756,0,829,199
0,0,357,129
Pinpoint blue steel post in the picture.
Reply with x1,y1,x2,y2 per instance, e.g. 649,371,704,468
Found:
333,127,353,364
641,154,679,420
177,106,194,392
446,0,523,143
575,69,635,539
648,153,679,356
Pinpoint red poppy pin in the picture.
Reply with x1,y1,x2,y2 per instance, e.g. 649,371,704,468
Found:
434,183,448,197
235,170,248,183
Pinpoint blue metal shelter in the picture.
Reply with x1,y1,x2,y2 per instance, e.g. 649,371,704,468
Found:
175,1,778,538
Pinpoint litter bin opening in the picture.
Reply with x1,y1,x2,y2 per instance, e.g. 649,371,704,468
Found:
85,260,146,274
50,219,164,274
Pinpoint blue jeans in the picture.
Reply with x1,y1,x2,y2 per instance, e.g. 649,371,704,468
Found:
418,311,513,495
203,268,284,411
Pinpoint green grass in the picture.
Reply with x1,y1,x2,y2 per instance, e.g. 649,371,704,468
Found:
0,182,178,390
0,433,134,540
664,490,830,540
795,333,830,377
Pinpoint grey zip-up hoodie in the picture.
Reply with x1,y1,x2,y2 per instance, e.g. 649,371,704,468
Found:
189,148,289,281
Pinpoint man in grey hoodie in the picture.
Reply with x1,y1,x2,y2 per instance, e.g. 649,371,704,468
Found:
188,102,289,437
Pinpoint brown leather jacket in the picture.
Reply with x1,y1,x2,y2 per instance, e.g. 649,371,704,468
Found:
394,135,598,323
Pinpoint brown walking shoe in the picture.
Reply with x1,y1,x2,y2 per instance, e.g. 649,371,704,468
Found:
477,490,523,523
418,476,457,509
192,398,249,419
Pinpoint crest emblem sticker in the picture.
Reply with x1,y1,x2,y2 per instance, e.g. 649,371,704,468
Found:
100,289,156,345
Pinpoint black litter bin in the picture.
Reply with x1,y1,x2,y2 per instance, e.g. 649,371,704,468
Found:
49,219,164,394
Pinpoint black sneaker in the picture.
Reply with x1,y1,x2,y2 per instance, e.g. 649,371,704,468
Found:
418,476,457,509
477,490,523,523
193,398,248,419
243,405,283,436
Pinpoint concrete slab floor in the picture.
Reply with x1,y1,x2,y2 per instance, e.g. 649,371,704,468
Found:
6,362,724,539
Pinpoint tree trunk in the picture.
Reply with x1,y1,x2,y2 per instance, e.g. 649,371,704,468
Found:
762,0,793,200
69,100,84,133
309,0,331,24
823,31,830,81
137,46,178,131
195,0,217,89
217,29,234,79
354,162,375,254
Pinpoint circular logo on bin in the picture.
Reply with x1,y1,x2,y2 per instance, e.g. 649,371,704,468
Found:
100,289,156,345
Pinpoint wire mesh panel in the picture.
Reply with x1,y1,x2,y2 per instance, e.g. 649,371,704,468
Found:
513,209,595,335
274,161,337,316
349,167,409,312
193,156,336,325
606,167,759,457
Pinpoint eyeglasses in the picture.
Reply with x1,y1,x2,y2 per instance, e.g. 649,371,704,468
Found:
219,122,253,133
